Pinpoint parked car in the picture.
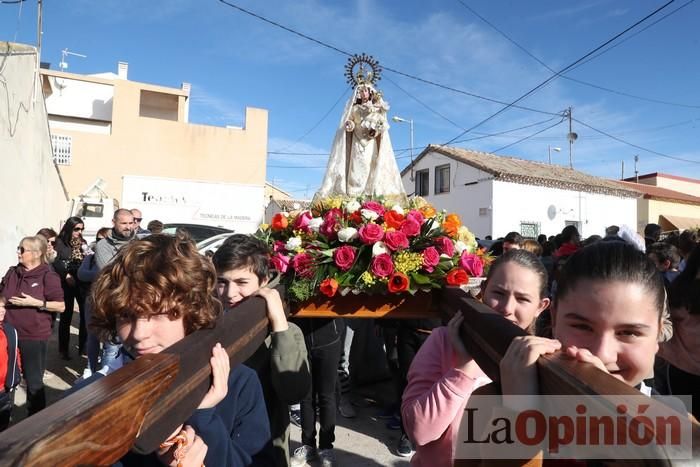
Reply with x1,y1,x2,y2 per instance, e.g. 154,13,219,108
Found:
162,223,233,244
196,232,236,256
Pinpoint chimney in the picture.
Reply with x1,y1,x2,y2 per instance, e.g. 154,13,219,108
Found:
117,61,128,79
181,82,191,94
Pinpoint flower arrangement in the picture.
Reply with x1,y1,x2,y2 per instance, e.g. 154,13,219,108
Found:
257,196,493,302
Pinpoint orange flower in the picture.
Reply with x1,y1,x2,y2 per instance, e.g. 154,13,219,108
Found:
442,213,461,238
319,278,339,297
271,213,289,231
446,268,469,286
419,204,437,218
384,210,405,230
387,272,410,293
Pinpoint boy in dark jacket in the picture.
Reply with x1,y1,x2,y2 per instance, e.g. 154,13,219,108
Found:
213,234,310,467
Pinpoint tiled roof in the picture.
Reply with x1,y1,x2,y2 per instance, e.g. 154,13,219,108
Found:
617,181,700,205
271,199,311,211
408,145,640,198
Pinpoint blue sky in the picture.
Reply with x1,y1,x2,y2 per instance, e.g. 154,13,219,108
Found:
3,0,699,199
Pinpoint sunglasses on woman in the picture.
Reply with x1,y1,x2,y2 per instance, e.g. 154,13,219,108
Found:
73,227,84,232
17,246,28,254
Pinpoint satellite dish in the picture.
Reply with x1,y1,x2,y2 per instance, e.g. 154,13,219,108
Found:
547,205,557,220
567,132,578,143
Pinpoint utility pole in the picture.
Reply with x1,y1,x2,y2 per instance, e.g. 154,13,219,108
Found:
565,107,577,169
36,0,43,61
621,160,625,180
634,155,639,183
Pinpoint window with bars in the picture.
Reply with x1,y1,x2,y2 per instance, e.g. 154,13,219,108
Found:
435,164,450,194
415,169,429,196
51,134,72,165
520,221,540,238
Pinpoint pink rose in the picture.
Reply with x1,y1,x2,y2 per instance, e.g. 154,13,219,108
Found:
293,210,313,232
273,240,286,253
434,236,455,257
270,254,290,273
460,252,484,277
406,209,425,225
384,231,409,251
400,218,421,237
333,245,356,271
359,223,384,244
361,201,385,217
371,253,394,277
292,253,315,278
422,247,440,273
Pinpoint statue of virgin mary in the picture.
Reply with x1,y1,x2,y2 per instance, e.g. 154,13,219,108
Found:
314,55,406,201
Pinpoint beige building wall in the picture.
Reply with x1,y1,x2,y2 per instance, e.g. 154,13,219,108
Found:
636,174,700,197
41,65,268,203
647,199,700,228
264,183,292,203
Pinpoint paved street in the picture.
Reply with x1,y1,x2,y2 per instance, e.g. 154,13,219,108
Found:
10,314,413,466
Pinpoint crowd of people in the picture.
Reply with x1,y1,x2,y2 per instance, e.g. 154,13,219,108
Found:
0,212,698,466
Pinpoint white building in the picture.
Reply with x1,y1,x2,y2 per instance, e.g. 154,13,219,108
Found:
401,145,639,239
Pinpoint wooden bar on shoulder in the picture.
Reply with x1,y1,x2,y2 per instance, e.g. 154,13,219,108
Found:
0,295,270,466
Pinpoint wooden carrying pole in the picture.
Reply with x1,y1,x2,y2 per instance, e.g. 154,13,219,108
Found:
439,287,700,465
0,296,269,466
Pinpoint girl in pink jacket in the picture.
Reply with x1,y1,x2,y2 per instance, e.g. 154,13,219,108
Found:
402,250,551,466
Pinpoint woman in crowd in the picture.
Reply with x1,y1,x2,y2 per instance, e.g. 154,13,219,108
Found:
0,236,64,416
36,228,58,264
54,217,88,360
402,249,551,467
90,233,273,466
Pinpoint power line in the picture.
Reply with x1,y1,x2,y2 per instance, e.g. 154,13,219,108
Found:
489,118,566,154
455,0,699,109
216,0,561,117
442,0,677,146
573,117,700,164
271,86,350,153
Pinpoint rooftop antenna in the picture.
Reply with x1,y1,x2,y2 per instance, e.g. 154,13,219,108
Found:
634,155,639,183
59,48,87,73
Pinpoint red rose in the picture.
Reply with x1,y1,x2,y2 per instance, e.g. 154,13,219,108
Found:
333,245,356,271
384,231,409,251
446,268,469,286
320,278,339,297
384,210,405,229
293,210,313,232
434,236,455,257
407,209,425,225
359,223,384,244
370,253,394,278
459,252,484,277
400,218,421,237
272,240,286,253
422,246,440,273
387,272,409,293
361,201,385,216
292,253,314,278
271,213,288,231
347,210,363,224
270,254,290,273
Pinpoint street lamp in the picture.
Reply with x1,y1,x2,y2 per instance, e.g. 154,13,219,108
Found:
392,115,414,180
548,145,561,164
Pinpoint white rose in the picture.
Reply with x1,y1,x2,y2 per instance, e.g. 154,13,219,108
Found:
345,200,361,213
281,212,290,218
361,209,379,221
337,227,358,243
372,241,389,257
285,236,302,251
390,205,404,215
308,217,323,232
454,240,468,254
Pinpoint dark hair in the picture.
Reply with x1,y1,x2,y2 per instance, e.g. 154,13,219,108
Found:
504,231,523,245
541,241,556,257
36,227,58,240
647,242,680,269
147,219,164,234
605,225,619,236
560,225,580,244
485,249,549,299
582,235,602,247
663,231,680,248
556,242,665,319
91,233,221,341
58,216,84,245
678,229,699,257
96,227,111,240
212,234,270,282
644,223,662,241
537,234,547,245
668,246,700,315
